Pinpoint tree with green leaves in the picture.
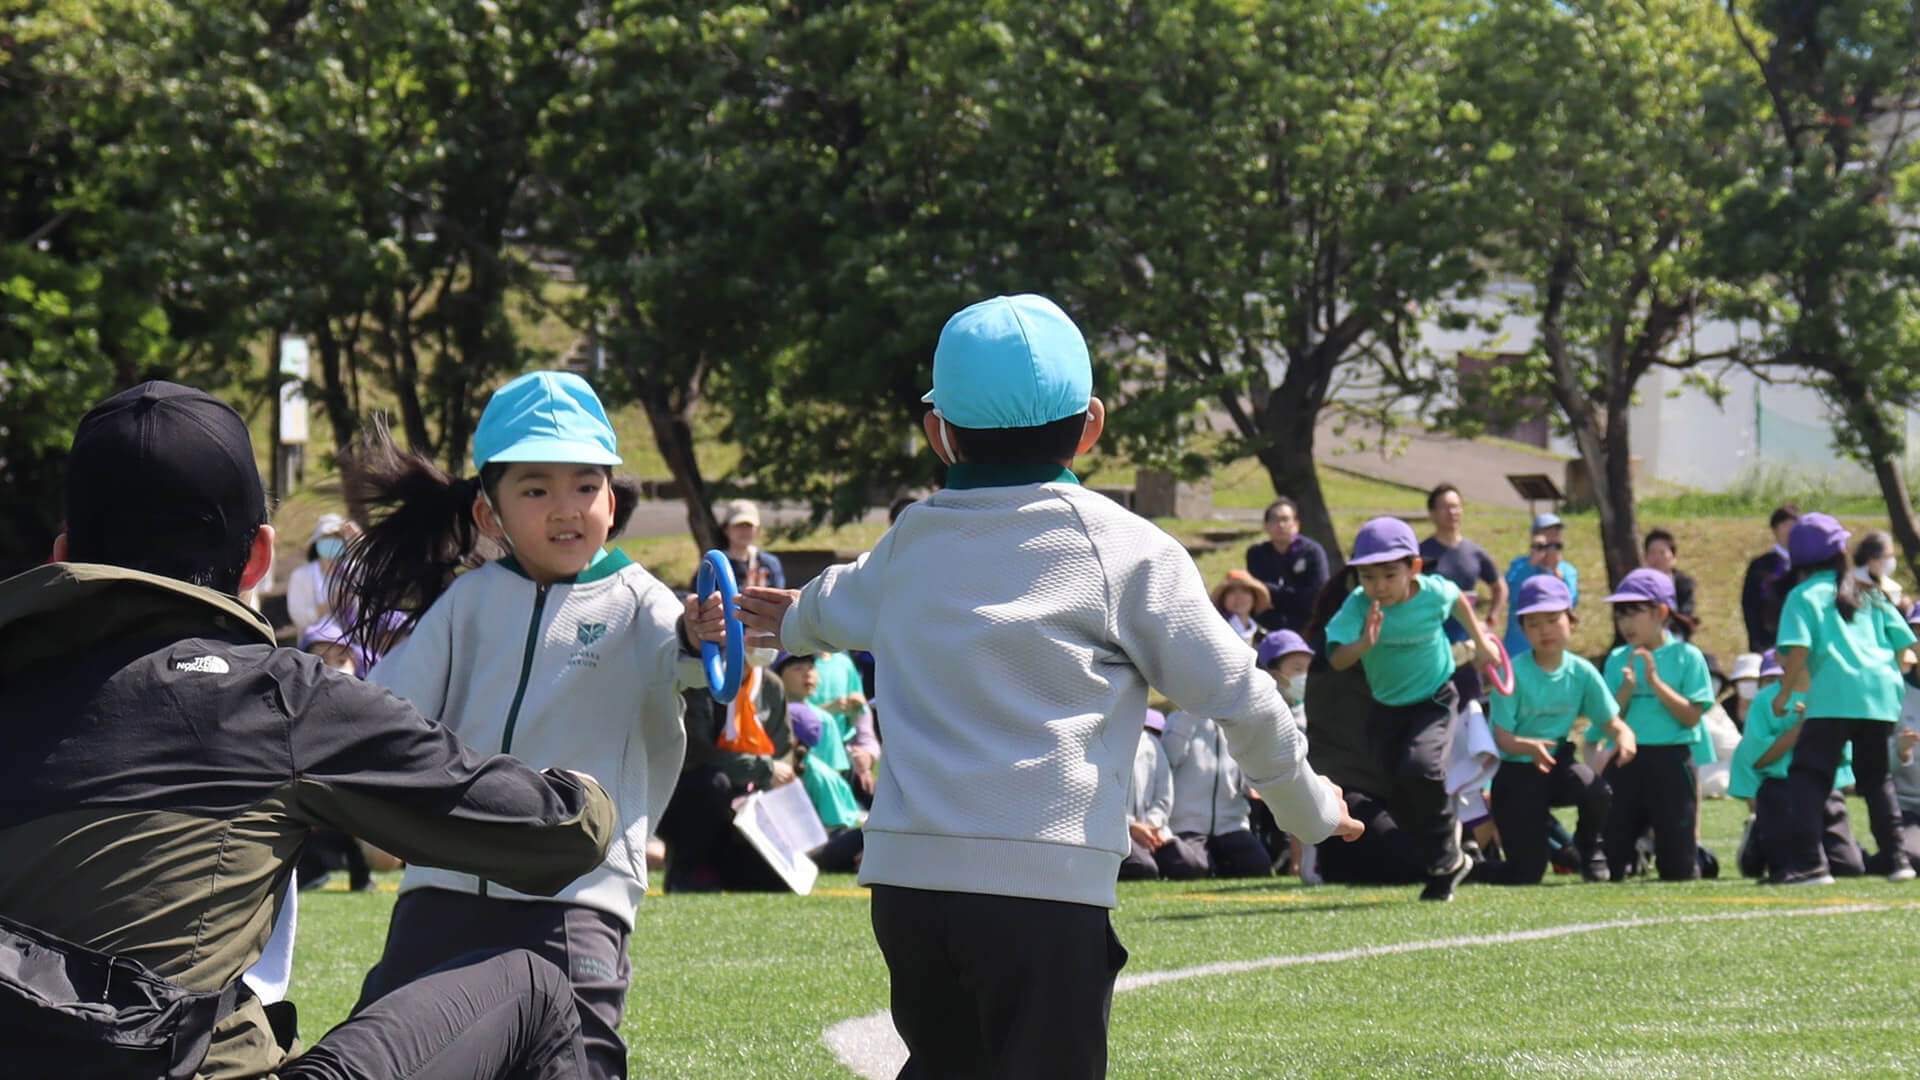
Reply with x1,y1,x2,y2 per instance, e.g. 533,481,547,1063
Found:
1437,0,1757,584
1707,0,1920,570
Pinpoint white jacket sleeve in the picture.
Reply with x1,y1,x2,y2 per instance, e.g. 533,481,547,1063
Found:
1107,529,1345,844
779,531,898,656
286,562,323,631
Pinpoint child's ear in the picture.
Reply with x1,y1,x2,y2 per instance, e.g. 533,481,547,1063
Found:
472,490,508,542
1410,556,1424,575
1075,398,1106,456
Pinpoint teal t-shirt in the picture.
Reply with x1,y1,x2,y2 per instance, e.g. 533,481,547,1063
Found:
1729,683,1853,798
808,651,865,711
805,704,852,773
1603,633,1715,747
1489,651,1617,763
1327,575,1463,707
1776,572,1917,723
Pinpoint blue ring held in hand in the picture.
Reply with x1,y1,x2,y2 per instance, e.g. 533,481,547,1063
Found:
696,549,745,704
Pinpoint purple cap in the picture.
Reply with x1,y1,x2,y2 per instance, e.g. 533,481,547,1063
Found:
1348,516,1419,566
1759,648,1783,679
1603,567,1676,608
771,651,813,672
789,703,824,748
1907,603,1920,627
1514,574,1574,617
1787,512,1851,568
1256,630,1314,667
1143,708,1166,734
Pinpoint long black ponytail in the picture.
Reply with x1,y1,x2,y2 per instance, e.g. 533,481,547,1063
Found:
332,418,645,653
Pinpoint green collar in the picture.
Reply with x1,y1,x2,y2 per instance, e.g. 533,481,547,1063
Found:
499,546,630,585
944,463,1080,490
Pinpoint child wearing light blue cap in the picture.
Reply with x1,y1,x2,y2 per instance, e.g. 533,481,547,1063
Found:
735,294,1359,1077
1479,574,1626,884
1325,515,1500,900
336,370,726,1077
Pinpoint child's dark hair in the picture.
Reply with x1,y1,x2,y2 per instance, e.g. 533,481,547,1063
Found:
948,413,1086,464
1854,530,1894,570
1770,503,1800,530
1793,551,1867,621
1306,566,1360,651
1426,483,1461,511
1644,528,1677,554
334,420,640,652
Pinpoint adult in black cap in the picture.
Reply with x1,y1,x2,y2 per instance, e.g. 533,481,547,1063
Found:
0,381,617,1079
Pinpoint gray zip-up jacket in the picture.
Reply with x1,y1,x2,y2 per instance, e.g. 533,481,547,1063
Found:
1128,732,1173,829
373,549,700,925
779,465,1342,908
1162,711,1253,837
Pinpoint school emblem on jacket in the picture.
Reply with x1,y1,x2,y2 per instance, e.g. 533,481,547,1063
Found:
570,622,607,669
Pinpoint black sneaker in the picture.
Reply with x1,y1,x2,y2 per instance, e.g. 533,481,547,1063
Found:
1421,853,1473,902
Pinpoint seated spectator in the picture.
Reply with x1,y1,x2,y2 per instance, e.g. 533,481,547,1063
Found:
1643,529,1698,640
1853,529,1905,608
1246,497,1330,633
285,513,359,637
1732,651,1865,881
1156,710,1273,879
808,649,877,797
1211,569,1271,645
1724,652,1763,732
776,652,865,872
1120,709,1175,881
1258,630,1313,721
657,659,800,892
1502,514,1578,657
705,498,786,589
1875,631,1920,877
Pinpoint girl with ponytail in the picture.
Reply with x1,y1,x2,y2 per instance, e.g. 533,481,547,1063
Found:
337,371,722,1078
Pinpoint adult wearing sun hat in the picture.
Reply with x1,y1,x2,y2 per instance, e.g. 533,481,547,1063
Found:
285,512,357,636
1772,512,1920,884
1211,569,1273,644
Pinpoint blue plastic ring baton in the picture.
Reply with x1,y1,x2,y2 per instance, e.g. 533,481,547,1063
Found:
696,549,745,704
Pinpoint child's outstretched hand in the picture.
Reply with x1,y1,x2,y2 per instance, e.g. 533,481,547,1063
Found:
735,586,801,651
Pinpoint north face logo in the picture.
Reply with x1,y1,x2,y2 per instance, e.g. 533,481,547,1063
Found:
173,655,230,674
576,623,608,647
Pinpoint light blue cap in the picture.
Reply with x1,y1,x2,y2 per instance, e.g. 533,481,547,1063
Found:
472,371,621,470
921,295,1092,429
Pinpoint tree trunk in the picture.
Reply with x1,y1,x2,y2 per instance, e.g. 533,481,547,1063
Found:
311,322,359,469
641,391,722,554
1831,371,1920,575
1597,398,1641,587
1256,362,1342,570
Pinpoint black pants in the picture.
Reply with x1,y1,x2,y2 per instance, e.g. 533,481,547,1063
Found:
1152,829,1271,879
288,948,585,1080
810,826,865,873
1601,745,1698,881
356,889,630,1080
870,885,1127,1080
1782,717,1915,879
1743,779,1864,881
298,829,371,891
1313,789,1425,885
1483,752,1608,884
656,766,786,892
1375,681,1460,878
1118,840,1159,880
1864,810,1920,876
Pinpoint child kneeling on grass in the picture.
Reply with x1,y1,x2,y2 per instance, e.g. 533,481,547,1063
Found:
1596,569,1717,882
1478,575,1631,884
1732,649,1866,881
1326,516,1500,901
736,293,1360,1079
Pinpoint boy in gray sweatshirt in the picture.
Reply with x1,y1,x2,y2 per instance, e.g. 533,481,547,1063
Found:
737,293,1359,1079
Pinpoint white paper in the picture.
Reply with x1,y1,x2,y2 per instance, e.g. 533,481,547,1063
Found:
1446,701,1501,795
733,780,830,895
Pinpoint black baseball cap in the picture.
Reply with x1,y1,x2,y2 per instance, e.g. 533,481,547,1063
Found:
64,381,268,563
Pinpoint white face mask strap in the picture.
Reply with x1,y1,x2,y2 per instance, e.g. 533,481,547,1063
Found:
479,487,515,552
932,410,957,464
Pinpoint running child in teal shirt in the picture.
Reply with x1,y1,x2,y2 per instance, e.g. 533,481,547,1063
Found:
1480,575,1633,884
1328,516,1499,901
1596,568,1716,881
1731,649,1864,881
1772,512,1918,884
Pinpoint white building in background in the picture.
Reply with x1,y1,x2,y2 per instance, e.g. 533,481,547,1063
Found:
1410,282,1920,495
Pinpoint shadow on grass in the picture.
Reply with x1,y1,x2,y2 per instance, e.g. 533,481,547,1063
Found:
1143,901,1382,922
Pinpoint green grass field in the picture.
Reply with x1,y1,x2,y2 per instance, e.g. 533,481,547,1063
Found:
289,797,1920,1079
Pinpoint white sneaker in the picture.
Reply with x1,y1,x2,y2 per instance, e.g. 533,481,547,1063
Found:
1298,842,1323,886
1888,865,1917,883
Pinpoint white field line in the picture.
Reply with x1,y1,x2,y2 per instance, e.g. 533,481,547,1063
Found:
820,903,1890,1079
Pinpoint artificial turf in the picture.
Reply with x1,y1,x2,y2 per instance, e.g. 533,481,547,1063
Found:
289,796,1919,1078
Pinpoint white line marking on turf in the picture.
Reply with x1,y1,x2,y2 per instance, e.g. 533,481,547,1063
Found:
820,903,1889,1079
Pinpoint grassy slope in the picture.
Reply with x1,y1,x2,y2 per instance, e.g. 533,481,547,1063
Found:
290,796,1919,1079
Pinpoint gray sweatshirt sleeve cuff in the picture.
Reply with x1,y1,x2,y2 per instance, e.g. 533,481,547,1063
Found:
1252,771,1345,846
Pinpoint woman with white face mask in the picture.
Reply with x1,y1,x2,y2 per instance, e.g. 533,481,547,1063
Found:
285,513,359,634
1853,530,1906,609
